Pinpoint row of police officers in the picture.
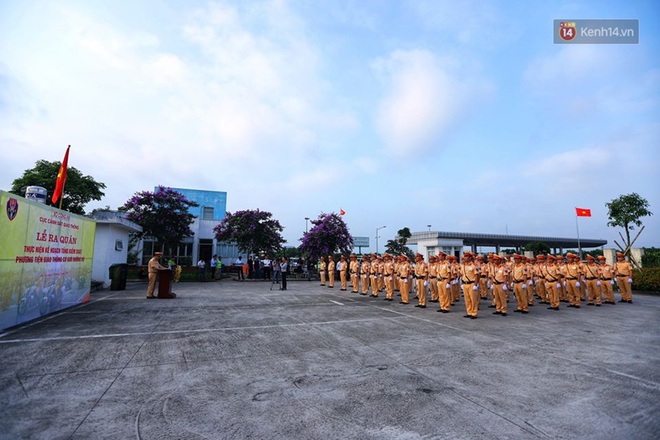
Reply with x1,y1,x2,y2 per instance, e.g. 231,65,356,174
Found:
316,252,634,319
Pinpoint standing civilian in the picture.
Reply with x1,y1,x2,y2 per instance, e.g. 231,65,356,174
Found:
210,255,218,280
262,256,272,280
280,257,289,290
235,256,245,281
197,258,206,282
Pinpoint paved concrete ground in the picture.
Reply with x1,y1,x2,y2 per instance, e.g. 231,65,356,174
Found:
1,278,659,440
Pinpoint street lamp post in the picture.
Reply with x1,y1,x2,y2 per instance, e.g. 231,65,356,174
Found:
427,224,431,232
304,217,310,280
376,225,386,255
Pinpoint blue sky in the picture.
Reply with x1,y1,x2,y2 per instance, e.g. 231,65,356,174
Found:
1,0,658,251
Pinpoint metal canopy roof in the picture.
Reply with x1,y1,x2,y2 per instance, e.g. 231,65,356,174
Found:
409,231,607,249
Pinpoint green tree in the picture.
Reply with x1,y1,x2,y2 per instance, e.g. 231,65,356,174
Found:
606,193,653,257
384,227,415,260
299,213,353,261
214,209,285,257
120,186,199,253
584,249,604,260
524,241,551,256
10,159,106,215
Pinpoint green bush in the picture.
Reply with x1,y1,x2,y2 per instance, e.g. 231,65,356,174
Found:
633,267,660,293
642,248,660,267
126,265,232,282
127,265,147,279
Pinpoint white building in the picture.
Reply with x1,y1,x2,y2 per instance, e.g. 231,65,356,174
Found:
90,211,142,287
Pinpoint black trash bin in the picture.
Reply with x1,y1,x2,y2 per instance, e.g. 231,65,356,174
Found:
109,263,129,291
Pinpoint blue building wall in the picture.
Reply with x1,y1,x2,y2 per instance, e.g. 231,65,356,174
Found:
161,187,227,220
150,187,241,263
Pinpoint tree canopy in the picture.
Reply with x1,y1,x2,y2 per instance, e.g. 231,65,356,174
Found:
606,192,652,255
524,241,550,256
213,209,285,256
120,186,198,250
10,159,106,215
299,213,353,261
384,227,415,260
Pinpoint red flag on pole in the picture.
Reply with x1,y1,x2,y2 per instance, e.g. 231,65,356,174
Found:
575,207,591,217
52,145,70,205
340,209,346,216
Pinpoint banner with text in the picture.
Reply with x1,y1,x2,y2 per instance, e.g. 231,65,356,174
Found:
0,190,96,331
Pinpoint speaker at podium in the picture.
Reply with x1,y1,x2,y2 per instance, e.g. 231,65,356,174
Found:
157,269,177,298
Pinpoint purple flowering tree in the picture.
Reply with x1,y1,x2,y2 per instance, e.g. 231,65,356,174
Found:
299,213,353,261
213,209,285,256
120,186,198,250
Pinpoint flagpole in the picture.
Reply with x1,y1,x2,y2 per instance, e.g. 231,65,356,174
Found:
575,212,582,259
52,145,70,210
58,189,64,210
58,146,69,210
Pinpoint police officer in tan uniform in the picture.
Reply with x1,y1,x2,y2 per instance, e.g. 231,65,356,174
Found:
393,256,401,293
349,254,359,293
598,255,615,304
414,253,428,308
427,255,438,303
369,254,379,297
475,255,488,300
565,253,582,308
584,255,601,306
491,255,509,316
486,254,497,308
360,255,371,295
338,255,348,291
577,255,587,301
398,255,411,305
460,252,480,319
448,255,460,304
319,256,327,286
511,254,529,313
327,255,336,288
615,252,634,303
524,257,536,307
147,251,167,299
383,254,395,301
535,255,548,304
544,255,561,310
436,252,452,313
377,256,386,292
556,254,568,302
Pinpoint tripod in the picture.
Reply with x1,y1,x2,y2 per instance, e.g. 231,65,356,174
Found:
270,271,281,291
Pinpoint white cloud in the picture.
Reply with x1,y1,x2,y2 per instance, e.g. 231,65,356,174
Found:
521,147,612,191
373,49,479,157
521,44,654,120
0,1,360,215
1,1,657,250
523,45,605,90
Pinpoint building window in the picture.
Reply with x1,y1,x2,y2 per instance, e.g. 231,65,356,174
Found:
203,207,214,219
141,238,194,266
115,239,123,251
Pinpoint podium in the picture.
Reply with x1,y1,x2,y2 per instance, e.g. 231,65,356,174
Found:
157,269,177,298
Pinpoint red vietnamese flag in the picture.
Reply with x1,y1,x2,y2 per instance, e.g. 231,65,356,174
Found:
52,145,70,204
340,209,346,216
575,207,591,217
